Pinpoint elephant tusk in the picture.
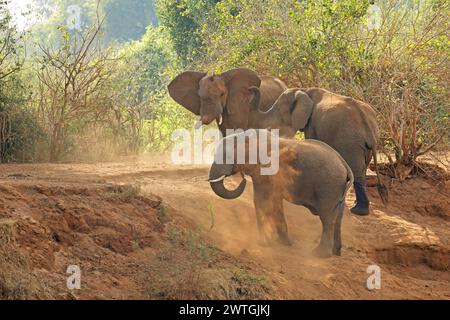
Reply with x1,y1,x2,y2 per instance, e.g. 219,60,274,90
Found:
208,175,226,183
194,119,202,130
218,115,223,125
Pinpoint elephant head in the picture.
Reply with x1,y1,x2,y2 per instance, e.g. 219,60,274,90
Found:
208,130,279,199
248,87,315,136
168,68,261,131
208,133,248,200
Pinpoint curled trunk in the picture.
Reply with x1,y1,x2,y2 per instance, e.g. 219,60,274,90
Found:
209,162,246,199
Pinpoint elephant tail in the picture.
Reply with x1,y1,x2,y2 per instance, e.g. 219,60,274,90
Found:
339,156,354,205
344,160,354,200
371,146,389,205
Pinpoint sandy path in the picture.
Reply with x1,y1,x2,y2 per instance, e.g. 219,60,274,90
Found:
1,156,449,299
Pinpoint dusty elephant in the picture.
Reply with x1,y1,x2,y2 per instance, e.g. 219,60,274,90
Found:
248,87,388,215
167,68,287,135
208,130,354,257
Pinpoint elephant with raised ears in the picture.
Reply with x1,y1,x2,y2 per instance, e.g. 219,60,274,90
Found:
208,129,354,257
167,68,287,135
249,87,388,215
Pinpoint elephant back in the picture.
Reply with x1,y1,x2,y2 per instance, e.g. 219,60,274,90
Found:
258,76,288,111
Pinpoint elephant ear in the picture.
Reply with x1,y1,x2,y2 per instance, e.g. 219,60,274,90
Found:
276,88,299,125
221,68,261,116
168,71,207,115
291,90,314,131
277,89,314,131
248,86,261,110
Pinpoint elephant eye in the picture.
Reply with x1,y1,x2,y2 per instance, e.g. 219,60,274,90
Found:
220,92,225,97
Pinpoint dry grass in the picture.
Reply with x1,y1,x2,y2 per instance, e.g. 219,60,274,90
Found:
108,184,141,201
141,225,272,300
0,219,51,300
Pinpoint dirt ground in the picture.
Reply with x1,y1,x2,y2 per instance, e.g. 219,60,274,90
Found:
0,155,449,299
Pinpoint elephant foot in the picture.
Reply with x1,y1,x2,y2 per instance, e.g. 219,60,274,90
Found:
257,233,293,247
350,204,370,216
257,233,276,247
332,246,341,256
312,245,332,258
352,181,370,215
277,232,293,246
257,238,271,247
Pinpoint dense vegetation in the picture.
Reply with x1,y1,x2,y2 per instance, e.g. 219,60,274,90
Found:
0,0,448,174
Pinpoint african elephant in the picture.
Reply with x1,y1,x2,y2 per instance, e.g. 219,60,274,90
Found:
208,130,353,257
249,87,388,215
167,68,287,135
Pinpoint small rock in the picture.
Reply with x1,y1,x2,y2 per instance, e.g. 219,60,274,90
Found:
240,249,250,258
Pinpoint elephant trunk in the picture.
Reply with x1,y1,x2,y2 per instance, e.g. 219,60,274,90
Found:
199,100,223,125
208,162,246,200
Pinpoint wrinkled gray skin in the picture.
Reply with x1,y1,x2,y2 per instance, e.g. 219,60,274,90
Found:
167,68,287,135
209,130,354,257
248,87,388,212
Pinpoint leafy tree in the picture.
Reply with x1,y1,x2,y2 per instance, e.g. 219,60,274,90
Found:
201,0,449,175
0,2,42,162
0,1,24,80
156,0,220,63
34,22,115,161
110,26,194,152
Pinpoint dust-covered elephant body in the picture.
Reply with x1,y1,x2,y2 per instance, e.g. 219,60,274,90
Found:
208,131,354,257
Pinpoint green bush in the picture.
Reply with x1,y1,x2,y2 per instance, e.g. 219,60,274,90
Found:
200,0,449,164
0,76,44,163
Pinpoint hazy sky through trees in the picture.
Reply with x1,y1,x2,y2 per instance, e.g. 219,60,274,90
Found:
8,0,36,30
7,0,157,43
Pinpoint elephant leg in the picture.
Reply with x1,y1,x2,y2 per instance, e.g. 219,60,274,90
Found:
333,201,344,256
350,176,370,216
252,179,291,246
252,179,272,244
254,196,291,246
271,199,291,246
314,217,335,258
254,200,271,244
